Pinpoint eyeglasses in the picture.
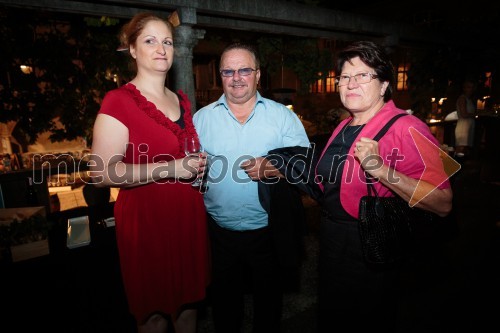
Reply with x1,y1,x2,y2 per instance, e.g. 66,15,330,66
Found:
335,73,379,86
220,68,258,77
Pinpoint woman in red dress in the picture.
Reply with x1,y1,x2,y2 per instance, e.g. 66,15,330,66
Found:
90,13,210,333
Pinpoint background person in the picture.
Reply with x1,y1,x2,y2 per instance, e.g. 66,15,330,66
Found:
455,79,477,157
193,42,309,333
314,40,453,332
90,12,209,333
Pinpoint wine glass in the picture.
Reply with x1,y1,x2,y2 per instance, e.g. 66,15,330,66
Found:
184,137,202,187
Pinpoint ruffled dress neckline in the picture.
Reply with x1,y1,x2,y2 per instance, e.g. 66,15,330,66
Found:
123,83,198,158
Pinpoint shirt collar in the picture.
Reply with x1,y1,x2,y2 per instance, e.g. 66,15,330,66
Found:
213,91,265,110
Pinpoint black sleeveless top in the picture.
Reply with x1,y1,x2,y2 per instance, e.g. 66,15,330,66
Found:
316,124,364,220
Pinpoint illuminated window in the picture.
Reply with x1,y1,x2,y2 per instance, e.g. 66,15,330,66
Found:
316,77,324,93
325,70,336,93
397,63,410,91
309,72,323,93
310,70,336,93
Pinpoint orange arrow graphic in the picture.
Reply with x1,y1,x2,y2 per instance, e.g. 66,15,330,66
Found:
408,127,461,206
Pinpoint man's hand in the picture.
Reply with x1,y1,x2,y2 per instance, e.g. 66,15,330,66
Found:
240,157,283,180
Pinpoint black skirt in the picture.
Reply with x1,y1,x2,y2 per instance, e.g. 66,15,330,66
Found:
317,210,400,332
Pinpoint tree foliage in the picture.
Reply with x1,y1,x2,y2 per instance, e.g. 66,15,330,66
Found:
0,7,131,150
257,36,334,92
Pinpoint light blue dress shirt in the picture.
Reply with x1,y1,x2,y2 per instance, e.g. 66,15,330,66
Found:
193,92,310,231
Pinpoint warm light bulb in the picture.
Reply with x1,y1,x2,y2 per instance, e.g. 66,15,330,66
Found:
20,65,33,74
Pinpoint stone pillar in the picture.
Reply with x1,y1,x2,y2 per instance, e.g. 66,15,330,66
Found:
383,34,399,54
171,7,205,111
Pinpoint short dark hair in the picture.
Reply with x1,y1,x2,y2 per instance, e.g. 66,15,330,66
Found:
336,40,394,101
220,42,260,69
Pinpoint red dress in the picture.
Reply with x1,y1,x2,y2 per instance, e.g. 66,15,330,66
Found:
98,83,210,322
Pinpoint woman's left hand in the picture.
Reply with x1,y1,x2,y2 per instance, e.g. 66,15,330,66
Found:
354,137,384,177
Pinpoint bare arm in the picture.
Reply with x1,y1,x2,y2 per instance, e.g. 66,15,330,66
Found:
355,137,452,217
368,163,452,217
89,114,205,188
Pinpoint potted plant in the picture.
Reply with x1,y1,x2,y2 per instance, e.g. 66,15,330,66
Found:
0,210,50,263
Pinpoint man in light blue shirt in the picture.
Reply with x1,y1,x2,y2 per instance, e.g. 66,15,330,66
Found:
194,92,309,231
193,42,309,333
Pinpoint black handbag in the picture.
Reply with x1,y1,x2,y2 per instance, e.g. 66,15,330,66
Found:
358,113,439,265
358,181,440,265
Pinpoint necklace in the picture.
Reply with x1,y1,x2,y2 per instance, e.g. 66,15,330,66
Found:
341,118,364,147
329,120,365,156
341,103,385,147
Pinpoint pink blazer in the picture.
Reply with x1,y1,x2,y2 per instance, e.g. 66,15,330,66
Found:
316,100,450,218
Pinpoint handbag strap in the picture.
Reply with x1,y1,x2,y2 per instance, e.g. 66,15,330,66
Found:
372,113,408,141
365,113,409,196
